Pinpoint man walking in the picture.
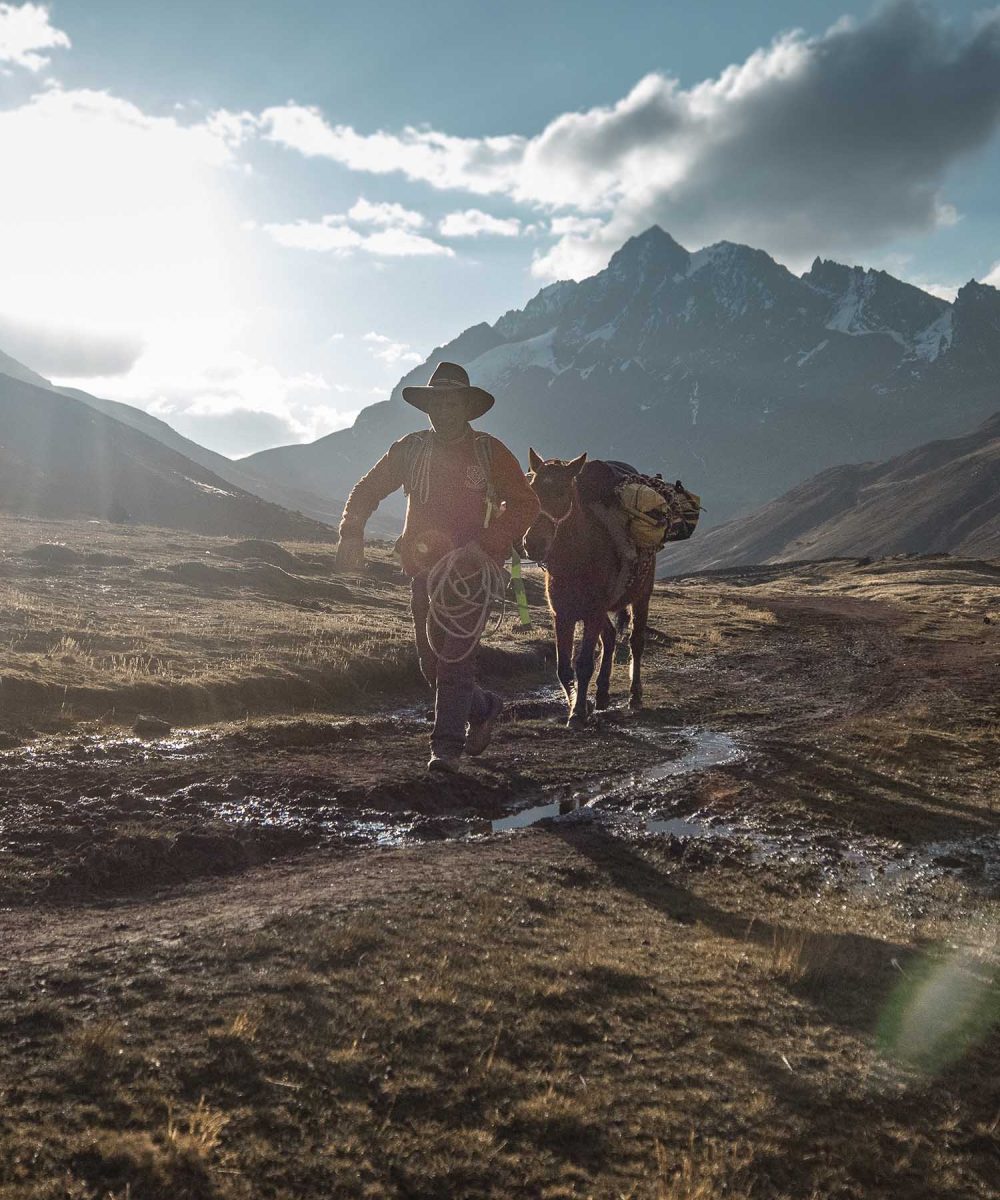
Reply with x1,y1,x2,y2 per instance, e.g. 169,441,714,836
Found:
336,362,539,773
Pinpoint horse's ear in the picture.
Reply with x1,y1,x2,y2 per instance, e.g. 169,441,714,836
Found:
568,452,588,475
528,447,544,472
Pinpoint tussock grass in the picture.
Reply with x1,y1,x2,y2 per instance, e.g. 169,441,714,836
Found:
1,835,998,1198
652,1134,757,1200
0,516,552,728
165,1095,230,1159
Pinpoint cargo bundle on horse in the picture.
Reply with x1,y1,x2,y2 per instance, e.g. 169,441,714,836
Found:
524,450,700,728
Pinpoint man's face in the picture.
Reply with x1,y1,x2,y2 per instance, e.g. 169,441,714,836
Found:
425,392,470,439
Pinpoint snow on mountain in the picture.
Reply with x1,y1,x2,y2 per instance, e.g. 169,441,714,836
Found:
913,310,954,362
464,328,559,383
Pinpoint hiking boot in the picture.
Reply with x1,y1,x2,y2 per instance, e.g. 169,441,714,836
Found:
466,694,504,757
427,752,462,774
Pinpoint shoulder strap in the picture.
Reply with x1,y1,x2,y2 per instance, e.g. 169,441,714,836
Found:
474,433,498,507
403,430,433,502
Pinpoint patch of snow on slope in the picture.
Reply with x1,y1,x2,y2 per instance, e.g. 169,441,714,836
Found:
494,280,575,340
686,245,726,276
797,340,829,367
826,272,870,333
466,328,558,383
913,310,954,362
825,271,909,347
186,479,235,497
585,321,617,343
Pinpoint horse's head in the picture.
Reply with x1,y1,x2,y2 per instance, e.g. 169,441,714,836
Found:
523,448,587,562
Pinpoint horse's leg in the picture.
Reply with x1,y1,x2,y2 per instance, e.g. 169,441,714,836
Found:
554,609,576,715
569,612,604,729
595,617,616,710
629,592,650,711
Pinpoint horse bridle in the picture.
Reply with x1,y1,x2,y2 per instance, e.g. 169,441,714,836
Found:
536,501,574,532
528,493,576,566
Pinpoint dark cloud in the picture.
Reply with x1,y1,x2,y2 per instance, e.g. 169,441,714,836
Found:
0,314,143,378
533,2,1000,275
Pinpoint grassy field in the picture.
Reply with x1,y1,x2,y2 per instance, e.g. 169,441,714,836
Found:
0,515,551,734
0,516,998,1198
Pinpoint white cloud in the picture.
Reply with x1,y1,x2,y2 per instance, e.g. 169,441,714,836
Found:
363,331,422,366
549,216,605,238
259,102,525,195
982,262,1000,288
439,209,521,238
0,87,245,331
0,2,69,71
263,217,362,252
258,5,1000,282
348,196,425,228
263,215,451,258
60,350,339,455
362,228,452,257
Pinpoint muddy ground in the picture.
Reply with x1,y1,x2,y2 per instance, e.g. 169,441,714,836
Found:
0,519,998,1198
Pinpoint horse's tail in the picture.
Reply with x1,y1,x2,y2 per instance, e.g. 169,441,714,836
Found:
616,608,631,636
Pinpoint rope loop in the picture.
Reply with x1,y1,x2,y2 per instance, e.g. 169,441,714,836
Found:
425,544,509,664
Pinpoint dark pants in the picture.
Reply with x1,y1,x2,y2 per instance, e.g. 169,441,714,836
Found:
411,574,499,758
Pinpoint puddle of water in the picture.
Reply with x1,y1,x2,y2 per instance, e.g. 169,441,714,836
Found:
646,815,734,839
6,729,210,767
492,727,744,833
491,719,999,899
622,729,743,791
493,797,582,832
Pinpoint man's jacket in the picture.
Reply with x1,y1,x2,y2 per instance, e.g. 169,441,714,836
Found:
339,429,539,576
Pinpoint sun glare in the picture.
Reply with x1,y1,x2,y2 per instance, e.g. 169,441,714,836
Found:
0,87,248,342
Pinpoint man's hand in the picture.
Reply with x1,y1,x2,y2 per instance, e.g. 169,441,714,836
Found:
336,532,365,571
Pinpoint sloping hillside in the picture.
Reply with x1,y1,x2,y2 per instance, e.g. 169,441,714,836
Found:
241,226,1000,531
0,373,333,540
662,413,1000,572
55,385,348,529
0,343,344,529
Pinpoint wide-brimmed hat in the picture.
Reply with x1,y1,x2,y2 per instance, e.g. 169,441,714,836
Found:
402,361,495,420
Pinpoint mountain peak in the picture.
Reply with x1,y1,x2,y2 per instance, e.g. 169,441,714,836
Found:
607,226,689,279
956,278,1000,303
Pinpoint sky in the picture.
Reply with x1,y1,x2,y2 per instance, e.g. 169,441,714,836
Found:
1,0,999,457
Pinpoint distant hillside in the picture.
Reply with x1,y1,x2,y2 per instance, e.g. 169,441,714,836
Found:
242,225,1000,533
662,413,1000,573
54,384,348,530
0,373,333,540
0,344,344,530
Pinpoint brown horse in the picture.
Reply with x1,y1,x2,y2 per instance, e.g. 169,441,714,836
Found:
524,449,655,729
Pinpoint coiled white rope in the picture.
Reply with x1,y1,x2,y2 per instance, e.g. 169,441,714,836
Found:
426,544,509,664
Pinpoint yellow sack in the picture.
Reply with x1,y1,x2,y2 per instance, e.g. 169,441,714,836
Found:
615,479,702,549
617,481,672,548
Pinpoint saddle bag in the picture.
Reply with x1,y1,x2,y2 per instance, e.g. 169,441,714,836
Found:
616,475,702,549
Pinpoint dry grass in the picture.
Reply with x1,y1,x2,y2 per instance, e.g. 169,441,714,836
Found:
0,515,552,728
1,531,998,1195
652,1134,757,1200
2,842,996,1199
165,1096,230,1159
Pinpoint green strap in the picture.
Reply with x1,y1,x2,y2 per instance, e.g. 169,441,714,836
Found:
509,545,532,627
